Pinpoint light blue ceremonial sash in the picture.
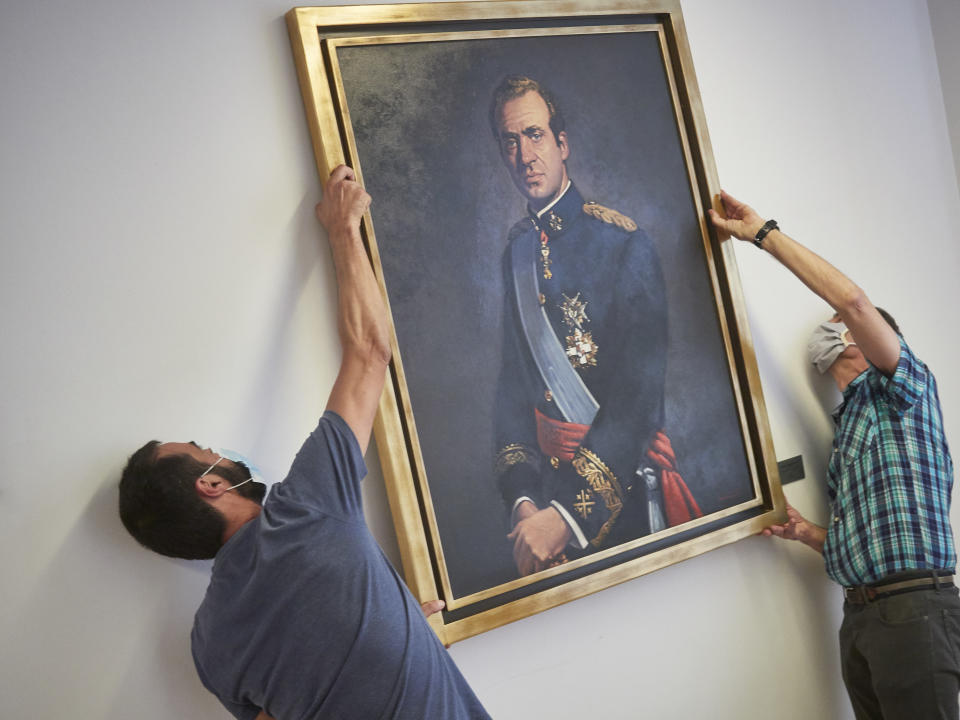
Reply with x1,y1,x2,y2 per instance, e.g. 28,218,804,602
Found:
511,231,599,426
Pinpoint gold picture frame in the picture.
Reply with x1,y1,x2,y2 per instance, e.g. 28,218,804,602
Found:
287,0,785,645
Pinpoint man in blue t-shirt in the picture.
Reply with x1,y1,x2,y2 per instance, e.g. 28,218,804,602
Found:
710,191,959,720
118,166,490,720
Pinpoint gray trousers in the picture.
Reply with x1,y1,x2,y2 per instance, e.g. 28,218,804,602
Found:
839,585,960,719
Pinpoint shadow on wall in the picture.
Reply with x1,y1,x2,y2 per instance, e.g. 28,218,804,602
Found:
739,320,850,716
236,192,333,457
15,195,340,719
748,309,838,502
4,468,217,719
732,535,851,718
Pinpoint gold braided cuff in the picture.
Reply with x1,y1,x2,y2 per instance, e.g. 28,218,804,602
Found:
572,448,623,547
495,443,540,475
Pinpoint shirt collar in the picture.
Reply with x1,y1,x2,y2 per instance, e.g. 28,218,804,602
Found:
833,369,870,424
842,368,869,399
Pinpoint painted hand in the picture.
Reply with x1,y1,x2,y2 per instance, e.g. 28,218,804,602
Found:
508,506,572,576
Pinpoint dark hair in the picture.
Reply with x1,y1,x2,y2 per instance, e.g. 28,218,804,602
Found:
118,441,227,560
875,306,901,336
489,75,566,142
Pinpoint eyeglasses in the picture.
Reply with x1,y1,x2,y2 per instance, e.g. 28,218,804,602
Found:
199,454,253,492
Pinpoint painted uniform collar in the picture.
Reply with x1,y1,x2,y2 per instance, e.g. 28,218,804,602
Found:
533,179,572,218
529,181,582,238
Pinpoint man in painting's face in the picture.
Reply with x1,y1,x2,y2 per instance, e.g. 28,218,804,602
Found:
495,89,570,211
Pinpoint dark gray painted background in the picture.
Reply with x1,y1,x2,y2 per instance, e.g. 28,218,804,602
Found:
338,31,752,598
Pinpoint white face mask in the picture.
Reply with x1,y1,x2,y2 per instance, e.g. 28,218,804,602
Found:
807,320,855,374
211,447,266,490
183,444,270,498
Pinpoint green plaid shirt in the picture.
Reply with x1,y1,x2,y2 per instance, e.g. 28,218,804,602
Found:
822,337,955,586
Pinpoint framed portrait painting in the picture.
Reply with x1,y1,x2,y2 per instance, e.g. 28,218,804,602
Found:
287,0,785,644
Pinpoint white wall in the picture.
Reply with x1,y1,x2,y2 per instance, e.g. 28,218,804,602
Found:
929,0,960,192
1,1,957,718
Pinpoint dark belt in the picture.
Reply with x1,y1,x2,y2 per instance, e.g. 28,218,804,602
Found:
843,571,955,604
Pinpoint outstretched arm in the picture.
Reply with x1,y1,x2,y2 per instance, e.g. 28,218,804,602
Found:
317,165,391,454
709,191,900,376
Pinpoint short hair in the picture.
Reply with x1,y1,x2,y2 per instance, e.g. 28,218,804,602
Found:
489,75,566,142
875,306,901,336
118,441,227,560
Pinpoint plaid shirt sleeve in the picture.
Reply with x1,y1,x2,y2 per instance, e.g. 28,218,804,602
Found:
878,336,928,415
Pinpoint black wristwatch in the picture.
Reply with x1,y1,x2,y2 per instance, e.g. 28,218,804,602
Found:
753,219,778,248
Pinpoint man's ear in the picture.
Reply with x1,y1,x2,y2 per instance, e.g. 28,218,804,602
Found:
196,474,229,499
557,130,569,161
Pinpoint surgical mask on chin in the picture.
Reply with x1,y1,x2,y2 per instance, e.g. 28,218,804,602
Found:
807,320,854,374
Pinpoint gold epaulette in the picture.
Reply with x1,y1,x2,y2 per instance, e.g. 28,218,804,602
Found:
582,202,638,232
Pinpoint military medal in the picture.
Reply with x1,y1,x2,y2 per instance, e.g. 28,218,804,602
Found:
538,230,552,280
547,210,563,233
559,293,598,368
566,329,598,368
559,292,588,328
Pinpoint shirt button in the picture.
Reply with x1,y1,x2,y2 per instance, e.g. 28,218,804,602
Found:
833,516,840,524
545,390,553,402
550,456,560,469
538,293,546,305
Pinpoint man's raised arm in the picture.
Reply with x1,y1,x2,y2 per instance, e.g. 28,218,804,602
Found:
709,191,900,376
317,165,391,454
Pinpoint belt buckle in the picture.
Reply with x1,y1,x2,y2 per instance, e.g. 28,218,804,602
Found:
844,585,874,604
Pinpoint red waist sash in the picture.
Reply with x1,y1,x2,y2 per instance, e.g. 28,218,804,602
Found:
535,410,703,526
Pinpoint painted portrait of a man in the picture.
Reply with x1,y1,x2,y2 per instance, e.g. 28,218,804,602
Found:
332,28,757,606
489,76,701,577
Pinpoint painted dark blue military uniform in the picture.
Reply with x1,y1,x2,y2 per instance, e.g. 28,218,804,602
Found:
495,183,668,552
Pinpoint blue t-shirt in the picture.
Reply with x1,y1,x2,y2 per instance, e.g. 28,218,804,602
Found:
191,412,489,720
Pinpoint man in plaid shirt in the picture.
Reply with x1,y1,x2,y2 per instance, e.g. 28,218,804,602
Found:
711,191,958,720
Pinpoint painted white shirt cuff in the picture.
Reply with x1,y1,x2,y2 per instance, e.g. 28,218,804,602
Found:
550,500,589,550
511,496,536,526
